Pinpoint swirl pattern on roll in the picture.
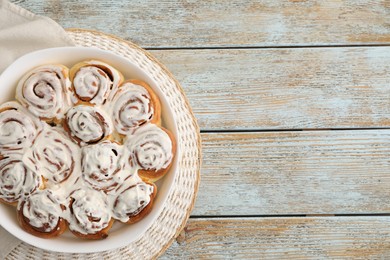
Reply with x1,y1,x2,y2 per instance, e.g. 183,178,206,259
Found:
0,102,41,153
15,64,71,122
64,105,113,145
0,60,177,240
124,124,173,172
23,128,79,185
70,60,123,105
81,141,122,192
0,156,42,204
68,189,112,236
109,80,160,135
112,182,154,223
18,190,65,235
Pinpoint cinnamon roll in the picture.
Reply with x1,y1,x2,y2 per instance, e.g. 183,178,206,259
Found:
123,124,175,181
0,60,178,241
17,190,67,238
70,60,123,105
15,64,72,124
81,140,122,192
0,101,41,153
67,189,113,240
0,155,42,206
64,105,113,145
112,181,157,224
23,127,79,185
109,79,161,136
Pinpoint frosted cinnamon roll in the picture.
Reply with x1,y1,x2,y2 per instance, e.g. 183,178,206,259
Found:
64,105,113,145
0,155,42,206
81,140,122,192
67,189,113,239
0,101,41,153
17,190,67,238
23,127,79,185
123,124,176,181
109,79,161,136
15,64,72,124
70,60,123,105
112,181,156,224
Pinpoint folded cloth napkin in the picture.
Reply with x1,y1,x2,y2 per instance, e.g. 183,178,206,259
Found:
0,0,74,258
0,0,74,72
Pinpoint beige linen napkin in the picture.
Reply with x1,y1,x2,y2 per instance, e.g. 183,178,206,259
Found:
0,0,74,258
0,0,74,72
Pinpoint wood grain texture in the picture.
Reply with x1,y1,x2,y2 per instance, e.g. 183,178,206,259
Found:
161,217,390,259
151,47,390,130
192,130,390,216
12,0,390,48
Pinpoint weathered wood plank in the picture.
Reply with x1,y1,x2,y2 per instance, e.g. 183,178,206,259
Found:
12,0,390,48
192,130,390,216
150,47,390,130
161,217,390,259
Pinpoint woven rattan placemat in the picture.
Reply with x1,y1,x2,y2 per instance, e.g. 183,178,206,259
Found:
6,29,201,260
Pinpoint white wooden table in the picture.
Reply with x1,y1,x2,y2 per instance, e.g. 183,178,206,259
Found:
13,0,390,258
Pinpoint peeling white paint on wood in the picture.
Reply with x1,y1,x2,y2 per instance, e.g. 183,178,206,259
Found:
151,47,390,130
162,217,390,259
12,0,390,48
193,130,390,215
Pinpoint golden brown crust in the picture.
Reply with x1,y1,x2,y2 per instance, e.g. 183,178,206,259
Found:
66,189,115,240
125,182,157,224
16,64,70,125
69,60,124,84
69,61,85,83
138,127,176,182
63,104,112,145
81,140,121,193
69,218,114,240
0,198,18,207
70,60,124,105
111,79,162,140
17,201,67,239
126,79,162,126
0,105,13,113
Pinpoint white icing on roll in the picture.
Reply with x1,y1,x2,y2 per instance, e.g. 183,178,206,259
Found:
67,189,111,235
15,65,71,121
112,182,154,222
73,60,121,105
0,156,42,204
65,105,112,145
0,61,176,239
123,124,173,171
81,141,122,192
23,127,79,185
19,190,63,232
110,82,154,135
0,102,41,152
